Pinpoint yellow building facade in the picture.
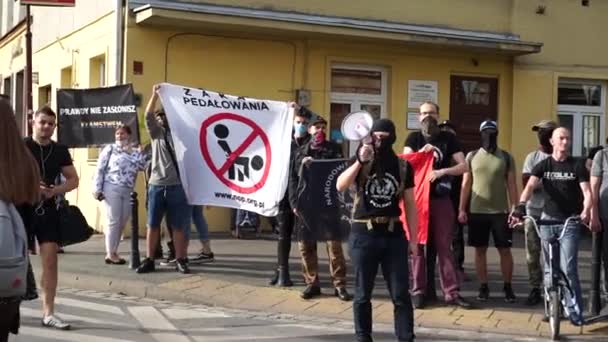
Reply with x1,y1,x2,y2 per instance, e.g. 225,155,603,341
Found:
1,0,606,234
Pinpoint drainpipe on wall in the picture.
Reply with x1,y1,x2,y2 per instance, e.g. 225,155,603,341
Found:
115,0,124,85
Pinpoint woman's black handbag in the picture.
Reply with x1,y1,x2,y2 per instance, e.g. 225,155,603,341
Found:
57,200,94,247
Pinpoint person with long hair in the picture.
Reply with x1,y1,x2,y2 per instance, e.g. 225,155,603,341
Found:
25,105,79,330
93,125,147,264
0,99,41,341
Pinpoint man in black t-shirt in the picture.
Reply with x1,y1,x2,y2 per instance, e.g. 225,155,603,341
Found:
513,127,597,326
25,106,79,330
337,118,418,342
403,101,471,310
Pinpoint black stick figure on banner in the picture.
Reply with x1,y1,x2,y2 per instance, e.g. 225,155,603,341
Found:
214,124,265,182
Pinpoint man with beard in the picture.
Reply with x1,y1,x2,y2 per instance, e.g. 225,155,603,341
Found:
289,115,351,301
520,120,557,305
268,103,312,287
337,118,418,342
403,101,471,309
458,120,518,303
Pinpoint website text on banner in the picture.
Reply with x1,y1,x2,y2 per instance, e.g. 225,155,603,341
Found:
158,83,294,216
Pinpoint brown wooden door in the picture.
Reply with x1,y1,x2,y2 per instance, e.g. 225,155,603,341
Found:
449,76,498,153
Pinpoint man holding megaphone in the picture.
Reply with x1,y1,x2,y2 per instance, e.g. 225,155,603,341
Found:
337,117,419,342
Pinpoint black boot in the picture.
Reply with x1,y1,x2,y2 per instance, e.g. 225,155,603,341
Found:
23,261,38,301
268,269,279,286
276,266,293,287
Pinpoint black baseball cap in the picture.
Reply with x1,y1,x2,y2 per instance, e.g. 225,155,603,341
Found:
532,120,558,131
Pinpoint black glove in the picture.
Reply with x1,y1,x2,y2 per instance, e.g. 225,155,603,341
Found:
511,202,526,219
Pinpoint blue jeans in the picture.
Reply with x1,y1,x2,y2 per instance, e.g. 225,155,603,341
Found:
540,223,583,316
349,224,414,342
192,205,209,241
147,185,192,231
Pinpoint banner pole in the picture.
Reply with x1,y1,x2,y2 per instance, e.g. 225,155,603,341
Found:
25,4,33,136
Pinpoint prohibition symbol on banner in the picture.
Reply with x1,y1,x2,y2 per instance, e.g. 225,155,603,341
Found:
199,113,272,194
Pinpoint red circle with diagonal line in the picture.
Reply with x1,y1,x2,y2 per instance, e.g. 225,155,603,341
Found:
200,113,272,194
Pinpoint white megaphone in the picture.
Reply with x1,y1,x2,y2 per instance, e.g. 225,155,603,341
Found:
341,110,374,145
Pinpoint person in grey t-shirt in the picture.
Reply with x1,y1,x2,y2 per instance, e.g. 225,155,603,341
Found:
590,145,608,294
136,84,192,275
521,119,557,306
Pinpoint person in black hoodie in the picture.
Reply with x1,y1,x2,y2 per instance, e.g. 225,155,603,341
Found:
268,103,312,287
288,115,351,301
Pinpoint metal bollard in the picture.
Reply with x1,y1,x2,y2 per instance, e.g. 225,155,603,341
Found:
129,192,141,269
589,231,602,316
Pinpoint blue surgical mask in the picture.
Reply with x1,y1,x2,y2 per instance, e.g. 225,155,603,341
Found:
294,122,307,137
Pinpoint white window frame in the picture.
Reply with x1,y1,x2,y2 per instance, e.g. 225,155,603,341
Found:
330,64,388,156
557,79,606,157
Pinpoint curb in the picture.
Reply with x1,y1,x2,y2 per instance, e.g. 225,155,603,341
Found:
37,265,608,340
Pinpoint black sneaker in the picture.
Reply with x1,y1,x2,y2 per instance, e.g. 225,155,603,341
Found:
446,295,473,310
190,252,215,264
136,258,155,274
504,284,516,303
525,287,542,306
300,285,321,300
477,285,490,302
412,294,425,309
176,258,190,274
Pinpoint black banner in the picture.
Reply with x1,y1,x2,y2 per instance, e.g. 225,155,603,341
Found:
296,159,353,241
57,84,139,147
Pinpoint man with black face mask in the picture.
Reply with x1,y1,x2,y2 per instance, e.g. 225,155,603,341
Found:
459,120,518,304
403,101,471,310
289,115,351,301
337,118,418,342
520,120,557,305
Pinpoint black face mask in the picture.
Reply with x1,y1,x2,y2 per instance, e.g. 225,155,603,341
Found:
481,130,498,152
421,116,440,141
369,119,397,178
538,129,553,154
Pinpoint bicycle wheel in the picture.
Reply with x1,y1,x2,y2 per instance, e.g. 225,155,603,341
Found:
549,290,560,340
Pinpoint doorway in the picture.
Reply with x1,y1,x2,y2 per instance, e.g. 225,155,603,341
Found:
449,75,498,153
329,65,387,156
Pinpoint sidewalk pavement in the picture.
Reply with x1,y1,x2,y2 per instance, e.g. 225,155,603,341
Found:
30,229,608,339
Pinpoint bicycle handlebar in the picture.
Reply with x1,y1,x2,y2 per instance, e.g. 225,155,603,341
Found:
520,216,586,241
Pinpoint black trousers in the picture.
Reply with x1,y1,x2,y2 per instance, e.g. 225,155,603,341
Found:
275,204,294,269
0,301,20,342
350,224,414,342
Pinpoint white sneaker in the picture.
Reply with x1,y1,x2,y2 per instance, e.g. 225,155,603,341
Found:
160,258,176,266
42,314,71,330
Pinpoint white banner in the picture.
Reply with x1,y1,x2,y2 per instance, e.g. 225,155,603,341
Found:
158,83,294,216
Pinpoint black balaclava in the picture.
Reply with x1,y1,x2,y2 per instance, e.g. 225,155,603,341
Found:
538,128,554,154
421,116,440,142
369,119,398,179
481,129,498,153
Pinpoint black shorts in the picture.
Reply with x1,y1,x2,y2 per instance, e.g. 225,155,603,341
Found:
467,213,512,248
31,203,61,245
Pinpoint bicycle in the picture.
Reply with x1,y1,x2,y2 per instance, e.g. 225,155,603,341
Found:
518,216,586,341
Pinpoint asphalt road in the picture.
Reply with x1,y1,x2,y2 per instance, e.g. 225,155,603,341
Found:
10,288,553,342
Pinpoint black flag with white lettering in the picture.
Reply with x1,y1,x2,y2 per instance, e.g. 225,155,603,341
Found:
295,159,353,241
57,84,139,147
